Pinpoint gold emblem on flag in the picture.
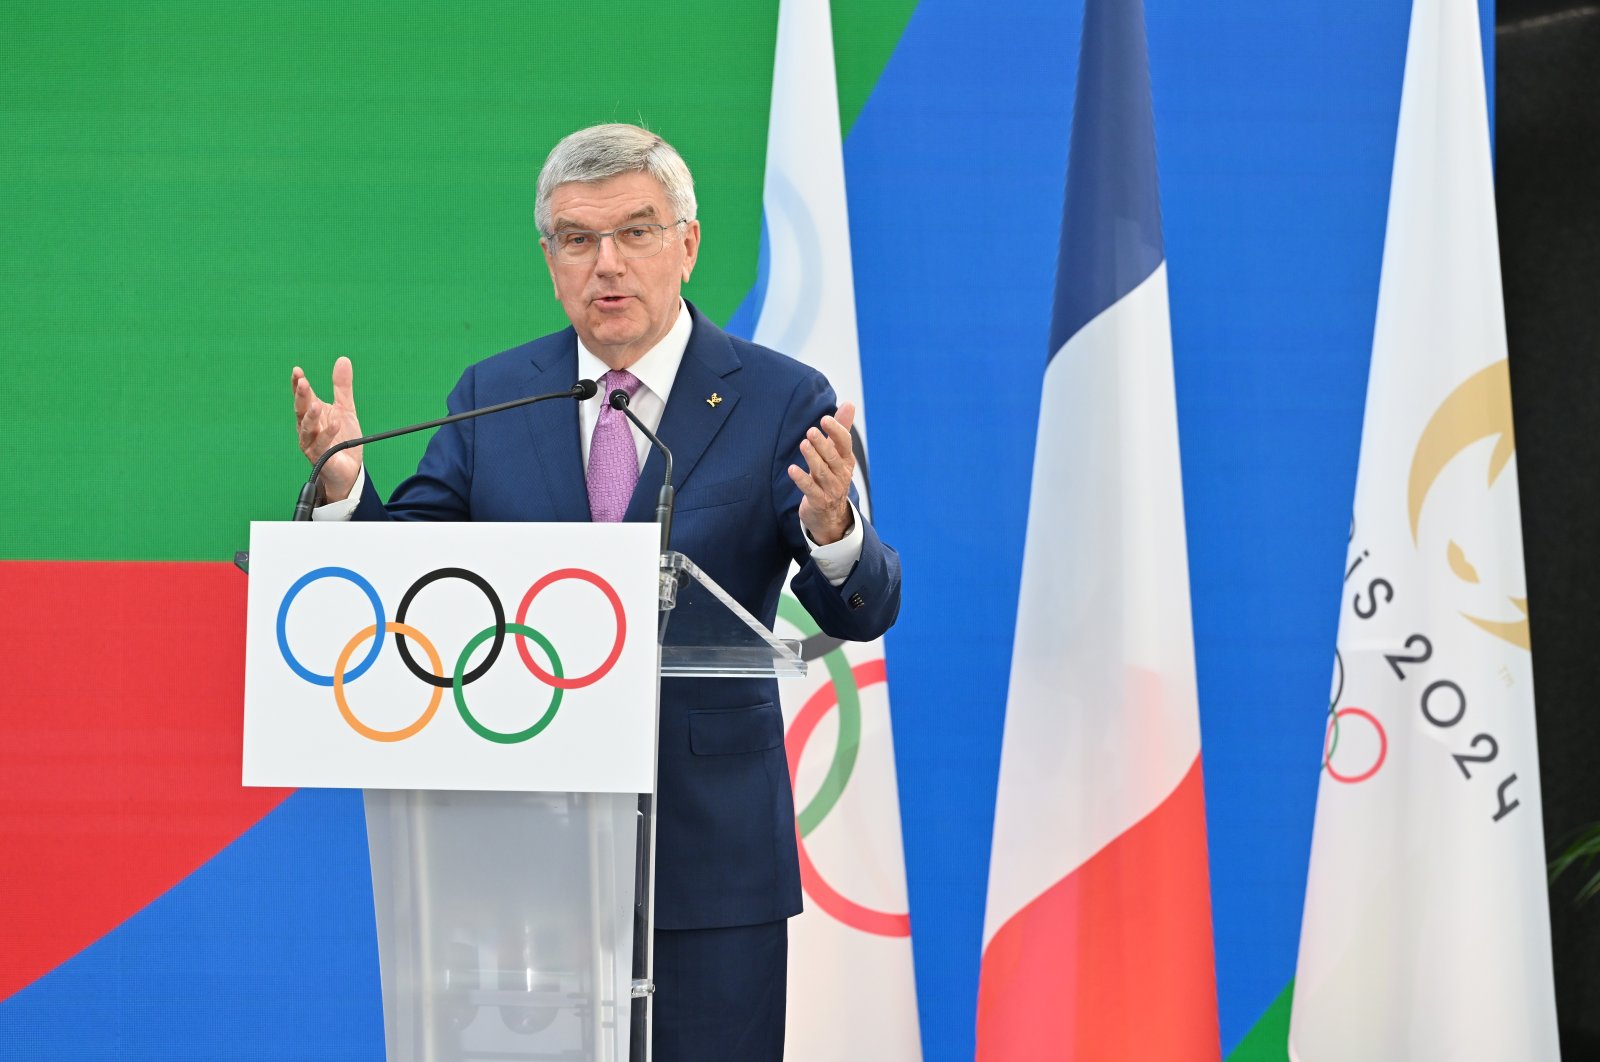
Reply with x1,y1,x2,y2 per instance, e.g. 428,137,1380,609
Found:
1407,359,1528,650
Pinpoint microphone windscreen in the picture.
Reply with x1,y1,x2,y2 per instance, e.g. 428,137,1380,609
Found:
574,378,599,400
609,389,629,410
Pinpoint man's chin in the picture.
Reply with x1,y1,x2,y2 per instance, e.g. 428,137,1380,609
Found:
581,321,647,358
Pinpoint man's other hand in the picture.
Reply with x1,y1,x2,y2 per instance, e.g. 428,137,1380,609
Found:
291,356,363,503
789,402,857,546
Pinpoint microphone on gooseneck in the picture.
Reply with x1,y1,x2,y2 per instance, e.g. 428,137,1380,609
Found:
608,388,675,552
292,379,599,521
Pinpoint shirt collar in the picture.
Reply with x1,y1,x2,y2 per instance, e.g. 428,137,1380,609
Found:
576,299,691,403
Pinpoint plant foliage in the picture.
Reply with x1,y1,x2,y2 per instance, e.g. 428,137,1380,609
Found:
1550,822,1600,906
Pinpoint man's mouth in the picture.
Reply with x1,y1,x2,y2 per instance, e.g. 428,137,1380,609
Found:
594,294,632,306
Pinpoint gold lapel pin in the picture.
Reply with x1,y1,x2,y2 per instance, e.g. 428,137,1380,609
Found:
707,393,723,408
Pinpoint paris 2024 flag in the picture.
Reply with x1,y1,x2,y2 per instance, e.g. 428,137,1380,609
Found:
1289,1,1560,1060
977,0,1220,1058
750,0,921,1059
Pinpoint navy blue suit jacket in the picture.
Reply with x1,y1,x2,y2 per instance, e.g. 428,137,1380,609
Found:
351,303,901,930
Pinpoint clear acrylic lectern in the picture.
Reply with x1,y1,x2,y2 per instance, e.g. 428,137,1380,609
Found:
362,551,804,1062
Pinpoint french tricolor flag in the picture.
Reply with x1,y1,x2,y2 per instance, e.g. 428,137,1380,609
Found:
977,1,1220,1058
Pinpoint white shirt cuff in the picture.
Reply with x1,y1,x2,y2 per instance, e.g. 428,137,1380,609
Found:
312,465,364,522
807,500,865,587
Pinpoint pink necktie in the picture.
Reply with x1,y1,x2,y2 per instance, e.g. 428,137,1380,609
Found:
587,369,643,522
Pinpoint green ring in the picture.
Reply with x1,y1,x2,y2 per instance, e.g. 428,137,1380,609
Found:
778,595,862,838
453,622,564,744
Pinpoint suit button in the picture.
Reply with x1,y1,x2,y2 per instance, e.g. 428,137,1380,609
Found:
848,592,865,610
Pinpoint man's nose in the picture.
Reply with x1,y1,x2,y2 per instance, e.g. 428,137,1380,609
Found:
594,234,626,275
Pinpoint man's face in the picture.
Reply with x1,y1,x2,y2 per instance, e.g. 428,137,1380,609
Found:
541,171,700,370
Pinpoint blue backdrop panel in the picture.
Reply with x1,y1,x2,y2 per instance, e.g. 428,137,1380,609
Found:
1149,2,1411,1047
844,0,1412,1055
845,1,1077,1056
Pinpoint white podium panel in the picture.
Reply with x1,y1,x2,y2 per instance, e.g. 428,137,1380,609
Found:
243,521,659,793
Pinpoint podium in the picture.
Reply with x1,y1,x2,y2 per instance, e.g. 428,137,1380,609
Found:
243,526,805,1062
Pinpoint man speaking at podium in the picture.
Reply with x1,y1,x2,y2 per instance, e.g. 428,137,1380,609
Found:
289,123,901,1060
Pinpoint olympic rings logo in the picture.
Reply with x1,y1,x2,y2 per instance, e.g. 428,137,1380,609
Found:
779,595,910,939
275,565,626,745
1323,648,1388,784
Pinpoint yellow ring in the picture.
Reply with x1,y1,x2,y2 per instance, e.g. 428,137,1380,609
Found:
332,622,443,742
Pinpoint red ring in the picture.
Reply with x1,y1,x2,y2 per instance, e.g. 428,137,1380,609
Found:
515,568,626,690
785,658,911,938
1324,706,1387,784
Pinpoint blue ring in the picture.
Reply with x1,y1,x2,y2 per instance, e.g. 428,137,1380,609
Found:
276,567,385,687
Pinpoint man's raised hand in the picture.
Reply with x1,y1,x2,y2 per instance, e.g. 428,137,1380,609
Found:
291,356,363,503
788,402,858,547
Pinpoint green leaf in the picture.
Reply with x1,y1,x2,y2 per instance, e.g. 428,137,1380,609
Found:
1549,822,1600,906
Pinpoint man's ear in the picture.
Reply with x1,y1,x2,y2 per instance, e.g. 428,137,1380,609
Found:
541,239,563,298
680,220,701,283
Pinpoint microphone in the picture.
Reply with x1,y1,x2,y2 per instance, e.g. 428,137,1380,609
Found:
609,388,675,552
293,379,598,520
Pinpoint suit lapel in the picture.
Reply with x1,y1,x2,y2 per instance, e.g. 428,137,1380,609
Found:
520,331,591,522
624,310,742,522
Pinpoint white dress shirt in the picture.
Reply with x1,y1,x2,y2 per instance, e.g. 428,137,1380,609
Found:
315,300,863,585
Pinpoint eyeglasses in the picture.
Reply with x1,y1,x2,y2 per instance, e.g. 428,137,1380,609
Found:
544,217,689,263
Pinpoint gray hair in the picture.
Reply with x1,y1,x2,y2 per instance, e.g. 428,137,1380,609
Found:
535,124,697,235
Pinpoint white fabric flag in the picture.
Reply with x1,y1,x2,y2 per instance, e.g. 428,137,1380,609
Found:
1289,1,1560,1059
752,0,921,1058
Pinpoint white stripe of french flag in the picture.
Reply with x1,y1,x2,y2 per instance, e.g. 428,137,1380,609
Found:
976,0,1220,1058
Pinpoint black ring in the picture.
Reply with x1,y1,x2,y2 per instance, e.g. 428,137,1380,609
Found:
393,567,505,688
